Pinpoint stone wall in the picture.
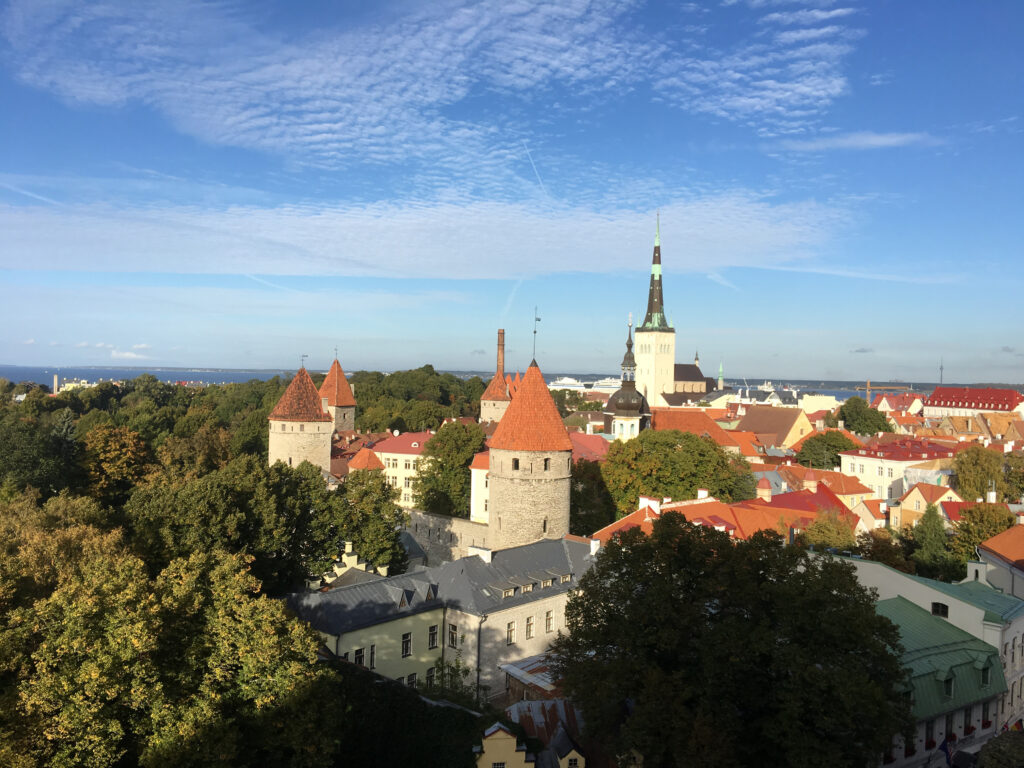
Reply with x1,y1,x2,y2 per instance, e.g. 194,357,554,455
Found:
406,510,491,564
488,448,570,551
329,405,355,432
268,419,332,474
479,399,509,424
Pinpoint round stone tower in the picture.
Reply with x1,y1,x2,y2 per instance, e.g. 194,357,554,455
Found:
268,367,333,474
487,361,573,551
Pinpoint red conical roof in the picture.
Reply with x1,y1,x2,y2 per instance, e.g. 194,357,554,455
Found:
490,362,572,452
348,447,384,471
481,371,511,402
320,358,356,407
269,368,331,422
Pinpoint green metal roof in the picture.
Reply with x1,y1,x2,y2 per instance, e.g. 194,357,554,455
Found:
877,597,1007,721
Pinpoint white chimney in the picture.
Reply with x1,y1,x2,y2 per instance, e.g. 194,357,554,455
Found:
590,538,600,557
987,490,998,504
639,496,661,514
697,489,709,500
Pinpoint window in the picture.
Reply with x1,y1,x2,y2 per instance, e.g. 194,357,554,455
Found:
982,666,991,686
545,610,553,633
426,667,435,688
369,644,376,669
406,673,417,687
403,493,410,502
299,424,304,432
503,588,515,599
404,477,412,488
402,632,412,658
522,583,533,593
404,460,411,470
877,466,883,477
542,579,553,588
888,468,894,478
983,700,991,724
859,464,865,474
915,500,921,511
526,616,535,639
568,760,579,768
428,625,438,649
341,651,348,661
560,574,572,583
963,705,973,729
506,621,516,645
354,647,364,667
925,720,934,742
512,458,520,470
492,763,506,768
543,458,550,471
944,677,953,697
931,602,949,618
449,623,458,648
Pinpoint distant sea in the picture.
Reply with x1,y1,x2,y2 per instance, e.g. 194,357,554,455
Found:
5,364,1014,403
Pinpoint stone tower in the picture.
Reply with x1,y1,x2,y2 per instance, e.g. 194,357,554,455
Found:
268,368,333,474
604,318,649,440
479,329,512,423
634,219,676,408
319,357,357,432
487,361,572,551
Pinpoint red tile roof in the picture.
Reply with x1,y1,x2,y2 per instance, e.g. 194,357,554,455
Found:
859,499,887,520
925,387,1024,411
372,431,435,455
776,464,872,496
978,522,1024,566
319,359,356,408
899,482,959,506
839,439,957,462
481,371,511,402
268,368,331,422
470,450,489,470
650,409,738,447
490,363,573,452
569,432,610,463
347,447,384,471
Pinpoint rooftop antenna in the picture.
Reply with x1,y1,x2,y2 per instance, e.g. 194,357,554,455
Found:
300,353,308,370
532,306,541,360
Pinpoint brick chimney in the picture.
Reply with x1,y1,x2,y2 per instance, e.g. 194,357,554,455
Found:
496,329,505,377
804,469,818,493
756,477,772,502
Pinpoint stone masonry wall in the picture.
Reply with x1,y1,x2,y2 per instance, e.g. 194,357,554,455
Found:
487,448,570,551
479,399,510,424
329,405,355,432
268,419,332,474
406,510,491,564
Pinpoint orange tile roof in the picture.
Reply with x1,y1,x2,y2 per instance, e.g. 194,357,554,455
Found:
776,464,872,496
470,450,490,470
490,363,573,452
347,447,385,471
978,524,1024,568
650,409,738,448
858,499,887,520
725,430,763,457
372,431,435,455
268,368,331,422
481,371,511,402
319,359,356,408
569,432,610,463
898,482,960,506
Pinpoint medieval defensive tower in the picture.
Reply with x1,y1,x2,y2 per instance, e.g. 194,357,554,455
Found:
319,357,357,433
268,368,333,474
487,361,572,551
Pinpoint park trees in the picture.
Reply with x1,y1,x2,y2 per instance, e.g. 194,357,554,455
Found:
955,444,1008,503
795,431,857,469
412,421,486,517
837,396,892,435
551,513,912,768
601,429,754,517
798,512,856,550
910,504,960,580
947,502,1015,564
569,458,616,536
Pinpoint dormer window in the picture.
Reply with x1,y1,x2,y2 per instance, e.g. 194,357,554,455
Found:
982,666,991,686
560,574,572,584
943,677,953,697
932,602,949,618
502,588,515,599
542,579,553,588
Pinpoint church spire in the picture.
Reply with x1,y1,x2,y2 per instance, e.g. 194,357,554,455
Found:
638,217,673,333
621,314,636,382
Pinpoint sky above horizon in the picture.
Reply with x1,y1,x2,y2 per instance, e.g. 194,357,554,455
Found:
1,0,1022,382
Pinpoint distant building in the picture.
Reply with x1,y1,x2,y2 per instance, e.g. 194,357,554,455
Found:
373,431,434,508
923,387,1024,419
267,367,333,475
839,440,958,503
319,357,356,432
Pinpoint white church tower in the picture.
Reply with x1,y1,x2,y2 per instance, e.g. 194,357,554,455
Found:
633,218,676,408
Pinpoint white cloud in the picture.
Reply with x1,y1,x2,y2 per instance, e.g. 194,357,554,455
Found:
94,342,113,348
0,193,853,280
111,349,146,360
75,341,89,347
131,343,151,350
760,8,857,25
779,131,940,151
23,338,34,344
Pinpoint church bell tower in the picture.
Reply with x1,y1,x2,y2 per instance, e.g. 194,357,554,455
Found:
633,216,676,408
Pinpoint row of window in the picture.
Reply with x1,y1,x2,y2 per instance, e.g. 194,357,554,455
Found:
509,457,567,472
402,623,460,657
506,611,555,645
342,644,376,669
501,574,571,599
923,701,992,743
383,458,420,470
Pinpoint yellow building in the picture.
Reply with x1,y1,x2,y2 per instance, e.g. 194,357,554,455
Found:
475,723,531,767
894,482,962,528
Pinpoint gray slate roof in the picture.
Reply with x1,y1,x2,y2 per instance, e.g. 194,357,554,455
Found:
288,537,596,637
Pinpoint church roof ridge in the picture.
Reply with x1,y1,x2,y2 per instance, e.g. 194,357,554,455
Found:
270,368,332,422
490,362,573,452
319,358,356,407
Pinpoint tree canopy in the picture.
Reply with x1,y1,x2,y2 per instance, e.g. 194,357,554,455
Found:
550,513,912,768
412,421,486,517
955,444,1008,503
947,502,1015,565
794,431,857,469
348,366,484,432
910,504,961,581
601,429,755,517
837,396,892,435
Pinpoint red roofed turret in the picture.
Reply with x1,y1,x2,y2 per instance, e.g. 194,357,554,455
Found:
269,368,331,422
320,359,356,408
490,362,572,452
347,447,384,471
480,329,513,423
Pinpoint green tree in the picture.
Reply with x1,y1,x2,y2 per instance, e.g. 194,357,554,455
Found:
856,529,915,574
1006,452,1024,504
413,422,486,517
570,459,616,535
955,444,1008,503
601,429,754,517
795,431,857,469
339,469,408,572
550,514,912,768
798,513,856,550
948,502,1015,565
84,425,151,508
838,396,892,435
910,504,959,580
0,414,65,496
978,729,1024,768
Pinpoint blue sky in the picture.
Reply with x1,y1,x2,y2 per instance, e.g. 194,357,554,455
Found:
1,0,1022,382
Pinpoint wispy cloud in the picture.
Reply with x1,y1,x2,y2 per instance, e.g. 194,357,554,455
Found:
23,338,34,344
131,343,151,350
850,347,872,354
779,131,941,151
706,272,738,290
760,8,857,25
111,349,147,360
75,341,89,347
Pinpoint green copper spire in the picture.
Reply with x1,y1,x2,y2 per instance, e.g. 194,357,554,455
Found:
718,361,723,377
638,217,673,333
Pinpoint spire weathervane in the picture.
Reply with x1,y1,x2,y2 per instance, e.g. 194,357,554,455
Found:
300,353,308,370
532,307,541,359
334,345,338,360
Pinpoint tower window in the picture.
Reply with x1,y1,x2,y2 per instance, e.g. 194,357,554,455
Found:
543,458,550,471
512,458,520,470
